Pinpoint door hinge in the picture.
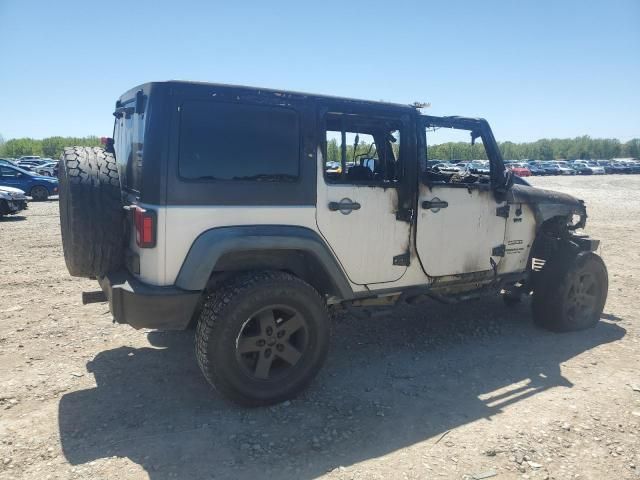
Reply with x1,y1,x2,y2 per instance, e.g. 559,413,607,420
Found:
492,244,506,257
393,253,411,266
396,208,414,223
496,204,510,218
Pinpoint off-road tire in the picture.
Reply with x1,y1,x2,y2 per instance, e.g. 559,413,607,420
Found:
532,248,608,332
196,270,330,407
59,146,124,278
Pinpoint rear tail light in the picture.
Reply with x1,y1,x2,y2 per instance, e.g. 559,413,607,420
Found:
132,206,157,248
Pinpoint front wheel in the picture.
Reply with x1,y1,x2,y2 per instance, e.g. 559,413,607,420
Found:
195,271,330,406
30,186,49,201
532,250,608,332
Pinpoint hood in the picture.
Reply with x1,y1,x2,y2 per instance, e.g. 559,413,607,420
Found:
0,186,26,195
507,184,586,227
509,184,582,208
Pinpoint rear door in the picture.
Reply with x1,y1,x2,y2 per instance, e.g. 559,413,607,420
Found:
415,118,508,277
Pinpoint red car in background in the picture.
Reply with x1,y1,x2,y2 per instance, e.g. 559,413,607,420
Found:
507,162,532,177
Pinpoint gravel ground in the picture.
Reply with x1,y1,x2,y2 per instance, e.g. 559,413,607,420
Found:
1,175,639,480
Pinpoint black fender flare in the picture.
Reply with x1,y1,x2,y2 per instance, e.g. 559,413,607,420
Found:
174,225,354,299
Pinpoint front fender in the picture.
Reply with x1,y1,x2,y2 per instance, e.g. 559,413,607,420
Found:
507,184,586,228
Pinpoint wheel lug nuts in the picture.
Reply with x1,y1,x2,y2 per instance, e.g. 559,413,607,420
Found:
276,344,284,352
266,327,273,336
277,330,285,338
265,348,272,358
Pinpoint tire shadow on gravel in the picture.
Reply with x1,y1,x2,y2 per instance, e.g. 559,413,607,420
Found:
58,297,625,480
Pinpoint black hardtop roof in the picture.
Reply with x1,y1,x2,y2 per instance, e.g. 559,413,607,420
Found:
120,80,419,112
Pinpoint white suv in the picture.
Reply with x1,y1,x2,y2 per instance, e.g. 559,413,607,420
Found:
58,81,608,406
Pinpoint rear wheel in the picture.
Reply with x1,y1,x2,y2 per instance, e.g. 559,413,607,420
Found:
532,249,608,332
58,146,125,277
196,271,330,406
30,186,49,201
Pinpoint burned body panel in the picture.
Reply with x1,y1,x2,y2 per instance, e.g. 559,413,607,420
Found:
506,184,586,229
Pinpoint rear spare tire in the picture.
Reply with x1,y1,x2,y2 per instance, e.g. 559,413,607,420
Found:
59,146,125,278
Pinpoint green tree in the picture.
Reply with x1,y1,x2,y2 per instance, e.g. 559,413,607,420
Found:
0,136,100,159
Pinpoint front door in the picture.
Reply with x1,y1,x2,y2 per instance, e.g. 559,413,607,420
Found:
0,166,23,189
315,109,411,285
416,119,508,277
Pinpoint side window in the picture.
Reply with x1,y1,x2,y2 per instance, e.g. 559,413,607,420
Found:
0,167,18,178
324,112,401,184
179,101,300,181
424,126,490,185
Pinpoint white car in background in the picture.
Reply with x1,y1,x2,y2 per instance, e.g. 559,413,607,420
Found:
34,161,58,176
554,162,577,175
0,186,28,217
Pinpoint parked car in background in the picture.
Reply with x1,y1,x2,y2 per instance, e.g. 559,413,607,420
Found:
593,160,616,174
585,162,606,175
0,186,28,217
467,160,490,174
0,164,59,200
609,161,632,174
17,159,49,171
569,160,603,175
34,161,58,176
611,158,640,173
0,158,17,166
432,162,462,173
542,162,561,175
507,162,532,177
526,161,546,175
627,161,640,174
555,161,577,175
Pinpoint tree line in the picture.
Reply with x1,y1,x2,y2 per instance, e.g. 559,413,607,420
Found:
428,136,639,161
326,136,639,163
0,136,102,159
1,134,638,162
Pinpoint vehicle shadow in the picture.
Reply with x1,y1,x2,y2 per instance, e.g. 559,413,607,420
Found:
0,215,26,222
58,297,625,480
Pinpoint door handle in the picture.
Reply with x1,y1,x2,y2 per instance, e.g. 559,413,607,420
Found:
328,198,361,214
422,198,448,212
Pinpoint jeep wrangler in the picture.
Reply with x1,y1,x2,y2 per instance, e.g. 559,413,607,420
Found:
58,81,608,406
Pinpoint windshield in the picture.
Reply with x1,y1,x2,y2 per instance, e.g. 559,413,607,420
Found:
14,165,37,176
424,124,492,185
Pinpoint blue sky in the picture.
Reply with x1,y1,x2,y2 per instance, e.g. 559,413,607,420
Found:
1,0,638,142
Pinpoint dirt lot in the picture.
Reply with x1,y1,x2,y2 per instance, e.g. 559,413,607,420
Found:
1,175,639,480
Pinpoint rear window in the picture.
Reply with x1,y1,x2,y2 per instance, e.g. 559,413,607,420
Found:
114,101,146,193
178,101,299,181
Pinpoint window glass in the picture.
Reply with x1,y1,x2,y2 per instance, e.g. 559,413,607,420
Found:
324,113,401,184
179,101,299,181
0,166,19,178
425,126,490,184
114,107,145,193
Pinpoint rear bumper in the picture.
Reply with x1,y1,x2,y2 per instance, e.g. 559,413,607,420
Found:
98,270,201,330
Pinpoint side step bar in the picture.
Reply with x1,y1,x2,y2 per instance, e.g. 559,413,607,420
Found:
82,291,107,304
